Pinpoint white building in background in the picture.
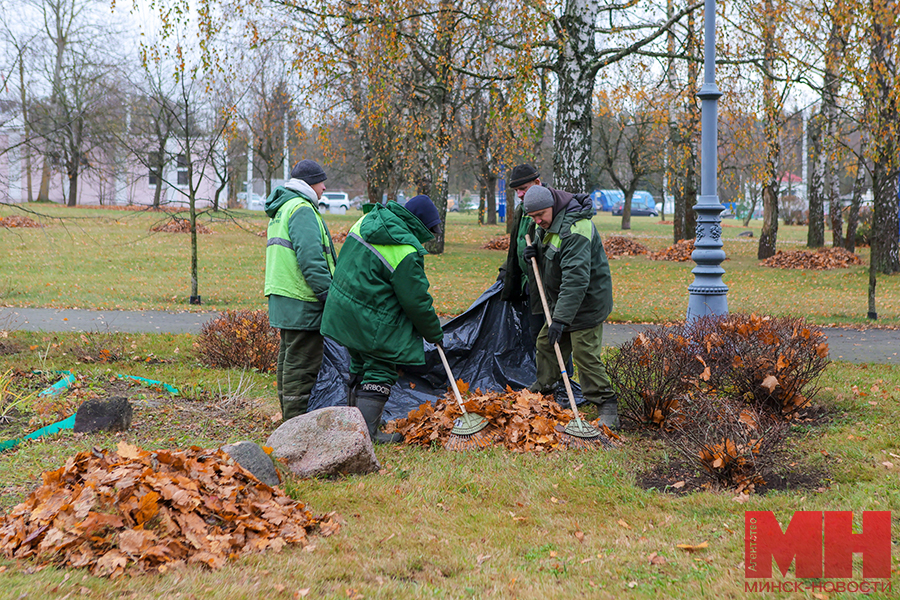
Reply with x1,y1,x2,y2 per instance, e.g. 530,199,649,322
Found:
0,112,223,208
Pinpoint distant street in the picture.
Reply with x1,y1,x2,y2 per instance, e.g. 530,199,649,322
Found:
1,307,895,365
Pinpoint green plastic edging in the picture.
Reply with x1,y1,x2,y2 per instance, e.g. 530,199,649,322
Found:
0,414,77,452
118,374,180,396
1,371,79,451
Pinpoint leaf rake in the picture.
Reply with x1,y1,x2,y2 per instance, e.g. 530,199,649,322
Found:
525,234,611,450
435,345,496,450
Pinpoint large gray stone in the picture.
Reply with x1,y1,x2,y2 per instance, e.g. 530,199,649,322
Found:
266,407,380,478
221,441,281,487
74,397,133,433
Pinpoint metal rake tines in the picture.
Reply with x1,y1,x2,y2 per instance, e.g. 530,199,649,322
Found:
443,426,498,451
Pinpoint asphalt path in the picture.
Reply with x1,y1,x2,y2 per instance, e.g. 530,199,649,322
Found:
3,307,897,365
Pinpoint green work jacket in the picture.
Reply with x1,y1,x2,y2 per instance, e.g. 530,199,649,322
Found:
264,181,336,330
526,194,613,331
321,202,443,365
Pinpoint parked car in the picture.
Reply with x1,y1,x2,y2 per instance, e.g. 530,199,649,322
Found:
238,192,266,211
611,191,659,217
319,191,350,211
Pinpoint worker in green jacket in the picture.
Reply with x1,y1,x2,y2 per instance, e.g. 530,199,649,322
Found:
321,195,444,443
264,159,336,421
521,184,619,428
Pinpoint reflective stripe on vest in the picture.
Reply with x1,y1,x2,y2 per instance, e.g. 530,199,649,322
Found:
265,194,335,301
348,218,416,271
544,219,594,251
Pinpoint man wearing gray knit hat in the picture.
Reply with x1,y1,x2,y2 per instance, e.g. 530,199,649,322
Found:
520,183,619,428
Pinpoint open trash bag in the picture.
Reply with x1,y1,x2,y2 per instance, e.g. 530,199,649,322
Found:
308,281,585,421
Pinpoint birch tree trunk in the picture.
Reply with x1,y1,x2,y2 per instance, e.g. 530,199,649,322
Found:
757,0,780,260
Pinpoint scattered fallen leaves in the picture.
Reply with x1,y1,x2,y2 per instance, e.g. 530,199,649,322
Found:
0,442,337,577
331,229,349,244
676,541,709,552
389,386,621,452
604,236,650,258
648,552,667,565
760,247,862,270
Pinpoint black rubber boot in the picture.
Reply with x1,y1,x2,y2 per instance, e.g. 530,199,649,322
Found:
346,373,363,408
355,384,403,444
593,394,619,429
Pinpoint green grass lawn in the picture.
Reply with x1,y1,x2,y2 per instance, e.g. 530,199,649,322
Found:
2,203,897,326
1,204,899,598
0,332,898,599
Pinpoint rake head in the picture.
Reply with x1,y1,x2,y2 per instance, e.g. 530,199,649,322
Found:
443,426,498,451
554,422,613,450
452,412,489,436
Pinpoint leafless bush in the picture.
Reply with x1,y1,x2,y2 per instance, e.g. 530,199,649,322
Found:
606,327,703,428
665,394,789,492
66,329,125,363
695,314,829,418
196,310,279,373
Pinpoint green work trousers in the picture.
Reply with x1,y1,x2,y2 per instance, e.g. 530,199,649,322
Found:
532,321,615,402
348,350,399,388
277,329,324,420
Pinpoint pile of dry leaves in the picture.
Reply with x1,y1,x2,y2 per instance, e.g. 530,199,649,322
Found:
388,384,620,452
150,219,212,234
0,215,42,228
0,442,337,577
481,235,510,251
604,236,650,258
648,239,695,262
760,247,862,270
331,229,349,244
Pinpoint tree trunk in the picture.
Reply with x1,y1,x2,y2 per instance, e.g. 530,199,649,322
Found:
67,171,78,207
807,111,825,247
823,19,846,248
868,0,899,274
845,133,868,254
757,0,780,260
18,55,33,202
552,0,597,192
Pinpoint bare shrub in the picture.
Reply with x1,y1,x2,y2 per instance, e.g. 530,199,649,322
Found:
196,310,279,373
665,394,789,492
65,330,125,363
606,327,703,428
696,314,829,418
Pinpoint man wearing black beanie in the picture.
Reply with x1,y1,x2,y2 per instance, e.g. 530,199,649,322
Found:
321,196,443,443
264,159,336,421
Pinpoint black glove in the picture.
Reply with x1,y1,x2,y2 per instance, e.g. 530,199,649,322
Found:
316,291,328,304
547,320,565,347
496,266,507,282
523,243,538,262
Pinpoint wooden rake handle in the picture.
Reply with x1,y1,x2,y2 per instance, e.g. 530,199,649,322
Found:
436,343,468,415
524,234,580,416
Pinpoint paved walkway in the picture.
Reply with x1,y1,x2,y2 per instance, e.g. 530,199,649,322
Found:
1,307,897,364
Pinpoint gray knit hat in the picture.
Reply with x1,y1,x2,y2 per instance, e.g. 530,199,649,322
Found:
523,185,554,213
290,159,327,185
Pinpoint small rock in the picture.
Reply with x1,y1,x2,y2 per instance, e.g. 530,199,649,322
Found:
222,441,280,486
266,407,380,478
74,397,133,433
738,231,754,238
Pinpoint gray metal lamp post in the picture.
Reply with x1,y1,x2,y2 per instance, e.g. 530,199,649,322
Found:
686,0,728,322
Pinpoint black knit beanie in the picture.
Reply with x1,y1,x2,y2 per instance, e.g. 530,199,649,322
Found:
290,159,327,185
508,163,539,188
405,195,442,230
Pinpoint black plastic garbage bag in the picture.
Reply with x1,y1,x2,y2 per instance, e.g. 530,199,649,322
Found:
308,281,584,421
